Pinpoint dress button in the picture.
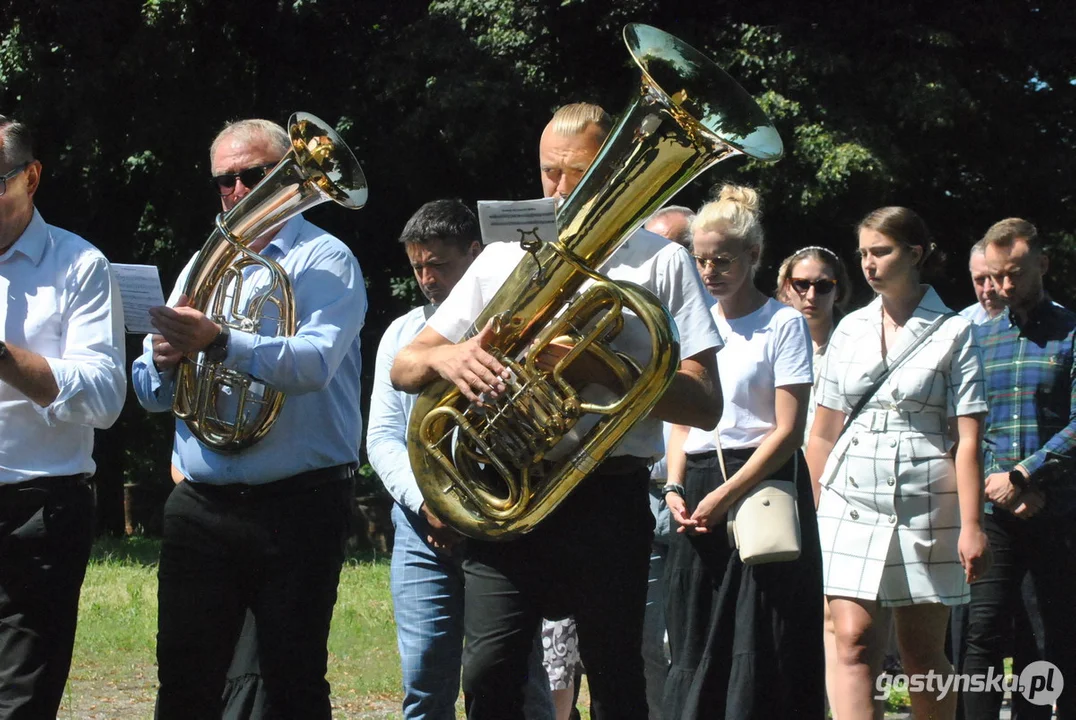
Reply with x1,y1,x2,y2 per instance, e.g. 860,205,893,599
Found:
887,477,896,486
850,510,860,520
889,439,897,448
849,477,858,487
852,437,859,446
889,515,897,524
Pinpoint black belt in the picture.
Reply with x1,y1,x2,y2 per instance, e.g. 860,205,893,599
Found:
594,455,650,475
533,454,649,476
687,447,755,462
186,463,356,500
0,474,90,493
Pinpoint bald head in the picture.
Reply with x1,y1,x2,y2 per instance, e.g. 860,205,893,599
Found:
645,206,695,247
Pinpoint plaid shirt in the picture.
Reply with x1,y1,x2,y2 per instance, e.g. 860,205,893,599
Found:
977,296,1076,517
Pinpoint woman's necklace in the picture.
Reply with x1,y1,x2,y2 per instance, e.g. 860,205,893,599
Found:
881,305,905,333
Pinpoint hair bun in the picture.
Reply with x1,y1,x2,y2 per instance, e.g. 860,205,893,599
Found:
717,184,761,214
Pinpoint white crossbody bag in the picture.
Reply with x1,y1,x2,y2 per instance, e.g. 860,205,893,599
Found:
718,431,802,565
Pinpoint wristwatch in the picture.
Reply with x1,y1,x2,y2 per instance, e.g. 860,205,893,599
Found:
1009,468,1029,492
0,340,7,361
662,483,686,500
203,326,230,363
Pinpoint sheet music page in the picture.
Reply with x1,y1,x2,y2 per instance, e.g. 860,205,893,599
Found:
477,198,558,246
111,263,166,334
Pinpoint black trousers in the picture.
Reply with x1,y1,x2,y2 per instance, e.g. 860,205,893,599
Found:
0,476,95,720
221,609,268,720
962,509,1076,719
462,459,654,720
155,473,352,720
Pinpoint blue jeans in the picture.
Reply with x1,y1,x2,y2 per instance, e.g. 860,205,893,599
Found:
390,504,554,720
642,489,671,720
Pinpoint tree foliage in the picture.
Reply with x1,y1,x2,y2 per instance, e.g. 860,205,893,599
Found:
1,0,1073,531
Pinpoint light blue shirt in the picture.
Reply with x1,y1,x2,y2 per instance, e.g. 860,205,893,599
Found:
959,302,992,325
131,217,366,485
366,305,427,513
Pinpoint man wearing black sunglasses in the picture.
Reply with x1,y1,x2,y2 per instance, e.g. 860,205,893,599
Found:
131,118,366,719
0,115,126,718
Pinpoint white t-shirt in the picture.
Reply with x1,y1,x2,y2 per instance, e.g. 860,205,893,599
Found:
428,228,723,459
683,297,813,453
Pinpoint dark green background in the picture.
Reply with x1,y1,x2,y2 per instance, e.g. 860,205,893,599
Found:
2,0,1073,533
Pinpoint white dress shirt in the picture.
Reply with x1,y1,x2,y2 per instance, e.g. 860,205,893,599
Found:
0,209,126,483
429,228,722,460
367,305,428,514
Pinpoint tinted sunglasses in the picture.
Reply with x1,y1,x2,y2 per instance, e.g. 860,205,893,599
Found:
790,278,838,295
692,251,744,272
211,163,276,196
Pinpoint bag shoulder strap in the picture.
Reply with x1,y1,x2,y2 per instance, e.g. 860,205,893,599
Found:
713,425,798,487
837,311,957,439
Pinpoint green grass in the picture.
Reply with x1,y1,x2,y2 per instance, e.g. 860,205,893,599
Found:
65,537,401,717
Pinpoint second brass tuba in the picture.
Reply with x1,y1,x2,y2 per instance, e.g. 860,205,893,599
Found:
172,112,368,452
409,24,784,540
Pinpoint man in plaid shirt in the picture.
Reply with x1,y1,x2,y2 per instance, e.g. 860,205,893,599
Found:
962,218,1076,719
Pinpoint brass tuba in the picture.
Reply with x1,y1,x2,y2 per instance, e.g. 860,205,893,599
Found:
172,112,368,452
409,24,783,540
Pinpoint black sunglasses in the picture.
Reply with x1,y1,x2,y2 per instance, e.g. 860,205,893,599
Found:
211,163,276,196
790,278,838,295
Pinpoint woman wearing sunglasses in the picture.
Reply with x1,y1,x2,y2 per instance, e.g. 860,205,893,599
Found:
805,207,990,720
776,247,866,720
662,185,824,719
775,247,852,446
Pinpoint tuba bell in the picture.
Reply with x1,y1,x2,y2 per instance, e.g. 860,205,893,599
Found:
409,24,784,540
172,112,368,452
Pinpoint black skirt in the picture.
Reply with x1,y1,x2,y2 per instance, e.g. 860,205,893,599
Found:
662,448,825,720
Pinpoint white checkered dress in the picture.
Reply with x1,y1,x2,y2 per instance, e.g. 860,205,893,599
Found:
815,287,987,606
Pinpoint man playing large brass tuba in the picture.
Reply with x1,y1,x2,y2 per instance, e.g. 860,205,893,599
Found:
391,103,724,719
131,118,366,719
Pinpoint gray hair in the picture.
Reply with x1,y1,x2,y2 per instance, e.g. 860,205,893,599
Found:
0,115,35,166
969,238,987,262
209,119,290,164
649,205,696,245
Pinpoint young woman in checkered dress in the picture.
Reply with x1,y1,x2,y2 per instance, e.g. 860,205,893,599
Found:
805,207,992,720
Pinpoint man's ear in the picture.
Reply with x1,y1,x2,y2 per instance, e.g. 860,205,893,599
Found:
469,240,483,259
23,160,42,198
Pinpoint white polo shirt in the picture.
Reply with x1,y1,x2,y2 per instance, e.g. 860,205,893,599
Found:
428,228,722,460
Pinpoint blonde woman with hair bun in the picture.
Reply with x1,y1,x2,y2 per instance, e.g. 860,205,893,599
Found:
662,186,825,718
